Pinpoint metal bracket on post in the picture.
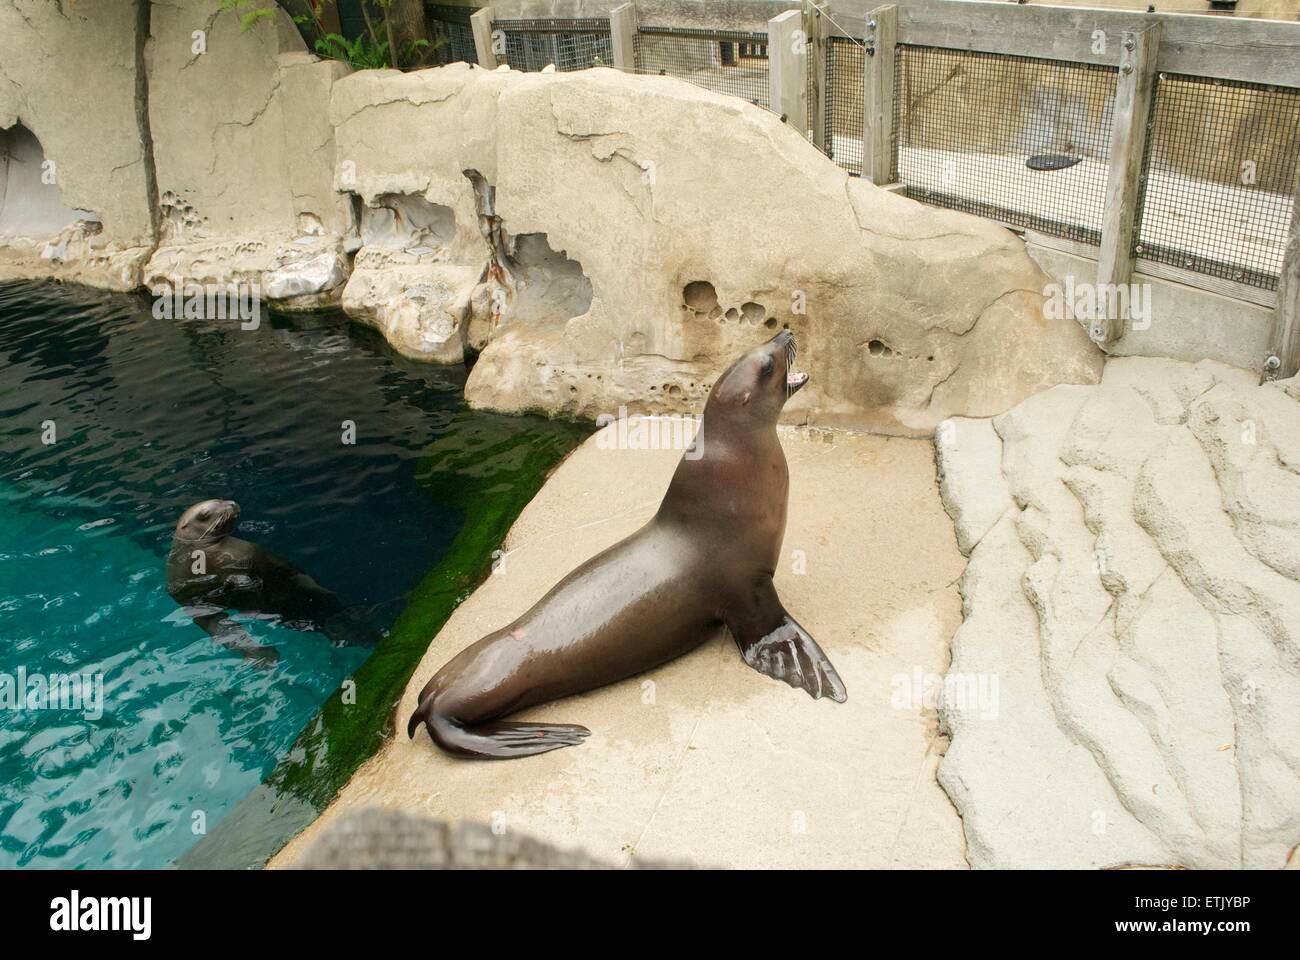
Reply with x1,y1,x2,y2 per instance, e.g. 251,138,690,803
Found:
471,6,497,69
610,3,637,74
769,10,808,134
1267,163,1300,380
804,2,828,153
1094,23,1161,346
862,5,897,185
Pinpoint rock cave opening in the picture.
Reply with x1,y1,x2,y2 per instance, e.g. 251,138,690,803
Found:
0,123,97,242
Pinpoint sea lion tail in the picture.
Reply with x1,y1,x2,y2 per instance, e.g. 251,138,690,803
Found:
407,694,433,739
406,695,590,759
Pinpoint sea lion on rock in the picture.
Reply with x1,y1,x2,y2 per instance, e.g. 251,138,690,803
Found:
166,499,375,667
408,329,845,759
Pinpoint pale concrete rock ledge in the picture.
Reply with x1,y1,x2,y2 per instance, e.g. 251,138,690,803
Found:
935,357,1300,869
272,424,969,869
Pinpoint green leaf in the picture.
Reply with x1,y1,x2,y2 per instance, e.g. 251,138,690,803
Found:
239,8,275,32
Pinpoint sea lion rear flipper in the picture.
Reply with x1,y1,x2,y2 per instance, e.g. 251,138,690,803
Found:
319,606,383,647
408,697,590,760
728,584,847,703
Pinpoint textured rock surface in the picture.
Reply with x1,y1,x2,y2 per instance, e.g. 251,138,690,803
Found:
936,357,1300,868
339,192,487,361
297,809,689,869
331,63,1102,434
272,425,968,869
935,417,1014,556
0,0,155,288
142,4,353,308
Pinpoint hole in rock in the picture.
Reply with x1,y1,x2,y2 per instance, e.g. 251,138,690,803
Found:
683,280,718,313
506,232,593,326
867,339,893,358
0,124,97,241
741,302,766,325
360,194,456,251
159,191,203,239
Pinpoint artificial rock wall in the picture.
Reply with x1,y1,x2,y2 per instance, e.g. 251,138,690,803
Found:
0,2,1104,434
0,0,352,303
332,64,1103,434
0,0,156,288
142,0,353,307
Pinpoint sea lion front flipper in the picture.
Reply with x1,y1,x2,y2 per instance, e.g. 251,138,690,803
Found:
192,611,280,669
727,583,847,703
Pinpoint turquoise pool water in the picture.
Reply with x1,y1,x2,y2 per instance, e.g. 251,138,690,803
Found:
0,280,582,868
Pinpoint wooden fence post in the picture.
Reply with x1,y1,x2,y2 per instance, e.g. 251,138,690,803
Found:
769,10,808,134
471,6,497,69
804,1,827,152
610,3,637,73
863,5,897,185
1094,23,1161,345
1268,165,1300,378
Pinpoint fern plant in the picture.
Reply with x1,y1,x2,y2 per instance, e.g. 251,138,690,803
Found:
218,0,281,33
314,32,391,70
222,1,442,70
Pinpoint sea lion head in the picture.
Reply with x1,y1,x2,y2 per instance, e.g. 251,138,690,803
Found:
706,329,807,423
173,499,240,544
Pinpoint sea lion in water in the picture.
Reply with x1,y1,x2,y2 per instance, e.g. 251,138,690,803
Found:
166,499,375,667
408,329,845,759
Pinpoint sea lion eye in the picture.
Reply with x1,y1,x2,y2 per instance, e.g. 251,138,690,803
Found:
761,355,774,376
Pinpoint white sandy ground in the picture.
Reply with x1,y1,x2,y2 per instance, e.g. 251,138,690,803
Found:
271,423,968,869
827,140,1294,277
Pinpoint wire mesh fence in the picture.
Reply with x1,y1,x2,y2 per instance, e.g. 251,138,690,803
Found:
892,45,1119,245
496,18,613,73
824,35,866,175
1134,74,1299,291
426,4,478,65
634,26,770,108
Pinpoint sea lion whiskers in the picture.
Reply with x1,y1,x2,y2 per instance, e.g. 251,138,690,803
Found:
195,507,231,542
784,331,800,400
